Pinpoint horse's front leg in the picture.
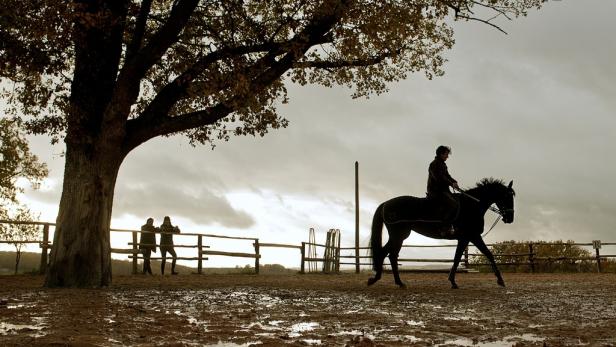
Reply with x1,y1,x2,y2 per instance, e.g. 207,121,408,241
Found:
449,239,469,289
472,237,505,287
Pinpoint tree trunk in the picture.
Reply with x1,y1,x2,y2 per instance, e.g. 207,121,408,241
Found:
44,142,123,287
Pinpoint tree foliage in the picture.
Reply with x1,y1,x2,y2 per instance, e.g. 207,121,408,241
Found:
470,240,609,273
1,0,544,150
0,118,48,205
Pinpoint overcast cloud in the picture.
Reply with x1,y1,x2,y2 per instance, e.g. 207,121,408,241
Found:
11,0,616,266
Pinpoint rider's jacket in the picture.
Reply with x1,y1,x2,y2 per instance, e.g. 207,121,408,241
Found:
427,156,457,197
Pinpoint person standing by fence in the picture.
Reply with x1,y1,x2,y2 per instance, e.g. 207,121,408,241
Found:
160,216,180,275
139,218,158,275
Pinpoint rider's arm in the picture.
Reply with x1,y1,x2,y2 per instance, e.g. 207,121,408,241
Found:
431,161,458,187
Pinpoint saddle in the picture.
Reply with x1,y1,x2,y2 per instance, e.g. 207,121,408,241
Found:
382,195,461,239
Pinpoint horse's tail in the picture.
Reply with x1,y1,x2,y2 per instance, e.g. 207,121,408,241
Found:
370,203,385,271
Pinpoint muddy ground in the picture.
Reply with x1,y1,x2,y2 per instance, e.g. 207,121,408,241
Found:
1,272,615,346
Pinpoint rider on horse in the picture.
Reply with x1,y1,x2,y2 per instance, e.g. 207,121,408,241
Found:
427,145,459,237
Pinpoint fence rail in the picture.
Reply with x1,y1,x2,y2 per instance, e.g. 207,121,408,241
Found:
1,219,614,274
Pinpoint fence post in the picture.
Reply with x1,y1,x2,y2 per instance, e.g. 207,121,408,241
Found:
254,239,260,274
132,231,138,275
594,241,602,273
355,161,360,274
335,229,341,273
463,246,469,269
39,223,50,275
323,230,331,273
197,235,203,274
528,243,535,273
300,242,306,274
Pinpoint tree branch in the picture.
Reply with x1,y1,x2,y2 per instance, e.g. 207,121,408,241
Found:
123,0,350,151
457,14,508,34
438,0,510,34
132,39,311,125
106,0,199,127
125,0,153,63
293,52,394,70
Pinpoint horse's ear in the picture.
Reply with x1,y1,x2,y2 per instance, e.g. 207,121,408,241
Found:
508,180,513,189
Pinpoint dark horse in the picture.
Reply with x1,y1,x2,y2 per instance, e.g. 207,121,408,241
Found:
368,178,515,289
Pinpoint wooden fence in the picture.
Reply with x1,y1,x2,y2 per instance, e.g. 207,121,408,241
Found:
1,219,615,274
0,220,308,274
339,241,616,273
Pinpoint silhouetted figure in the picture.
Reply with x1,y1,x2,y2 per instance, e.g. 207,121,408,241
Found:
427,145,460,237
368,178,515,289
139,218,158,275
160,216,180,275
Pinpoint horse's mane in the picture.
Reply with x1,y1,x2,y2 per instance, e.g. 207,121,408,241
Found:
468,177,515,196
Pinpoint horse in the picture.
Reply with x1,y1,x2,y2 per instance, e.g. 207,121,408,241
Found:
367,178,515,289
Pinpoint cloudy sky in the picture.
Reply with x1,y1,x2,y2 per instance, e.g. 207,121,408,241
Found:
12,0,616,268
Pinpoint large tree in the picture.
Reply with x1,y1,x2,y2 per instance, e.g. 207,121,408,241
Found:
0,0,542,287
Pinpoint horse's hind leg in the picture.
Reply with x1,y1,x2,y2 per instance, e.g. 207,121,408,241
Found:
368,240,391,285
389,231,409,288
449,239,469,289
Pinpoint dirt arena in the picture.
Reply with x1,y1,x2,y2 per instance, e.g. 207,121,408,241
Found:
1,272,615,346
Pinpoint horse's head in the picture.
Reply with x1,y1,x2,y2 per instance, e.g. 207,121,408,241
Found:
497,180,515,224
472,178,516,223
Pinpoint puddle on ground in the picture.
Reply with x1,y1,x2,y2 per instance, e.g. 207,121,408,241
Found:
302,338,322,345
289,322,320,337
204,342,262,347
405,319,425,325
439,334,544,346
0,321,45,336
6,303,37,310
444,315,473,321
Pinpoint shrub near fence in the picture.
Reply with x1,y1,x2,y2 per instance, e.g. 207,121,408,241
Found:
470,240,616,273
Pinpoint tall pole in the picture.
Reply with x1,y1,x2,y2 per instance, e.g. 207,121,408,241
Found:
355,161,360,273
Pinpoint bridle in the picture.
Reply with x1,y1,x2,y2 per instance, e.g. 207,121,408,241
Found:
454,187,514,236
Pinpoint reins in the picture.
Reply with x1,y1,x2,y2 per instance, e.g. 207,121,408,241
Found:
454,187,511,237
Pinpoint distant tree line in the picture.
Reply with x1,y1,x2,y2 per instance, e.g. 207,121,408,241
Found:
470,240,616,273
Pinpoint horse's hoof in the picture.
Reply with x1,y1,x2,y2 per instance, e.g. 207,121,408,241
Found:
367,277,378,286
396,282,407,289
497,279,506,287
451,283,459,289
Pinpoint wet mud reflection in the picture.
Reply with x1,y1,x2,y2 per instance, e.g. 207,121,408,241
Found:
1,273,615,346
